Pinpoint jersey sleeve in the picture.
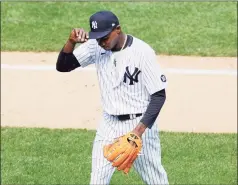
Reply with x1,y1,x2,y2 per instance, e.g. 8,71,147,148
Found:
142,49,168,95
72,39,97,68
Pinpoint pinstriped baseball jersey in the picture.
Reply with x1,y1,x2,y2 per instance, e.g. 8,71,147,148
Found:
73,35,167,116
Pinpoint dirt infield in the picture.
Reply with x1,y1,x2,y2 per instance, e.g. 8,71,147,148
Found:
1,52,237,133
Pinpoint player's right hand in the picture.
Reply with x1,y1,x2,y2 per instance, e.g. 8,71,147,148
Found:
68,28,89,44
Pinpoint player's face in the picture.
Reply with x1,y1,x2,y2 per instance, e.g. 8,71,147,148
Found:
97,26,121,50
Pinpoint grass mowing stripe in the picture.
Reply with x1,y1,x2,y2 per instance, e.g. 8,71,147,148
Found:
1,2,237,56
1,127,237,184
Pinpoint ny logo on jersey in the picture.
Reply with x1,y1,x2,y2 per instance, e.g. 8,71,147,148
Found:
91,21,98,29
123,66,141,85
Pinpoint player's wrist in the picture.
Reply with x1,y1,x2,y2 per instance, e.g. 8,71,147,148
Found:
132,122,147,137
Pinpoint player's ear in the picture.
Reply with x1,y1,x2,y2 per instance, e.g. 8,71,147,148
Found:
115,25,121,34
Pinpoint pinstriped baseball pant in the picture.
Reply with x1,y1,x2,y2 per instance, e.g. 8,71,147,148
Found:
90,112,169,185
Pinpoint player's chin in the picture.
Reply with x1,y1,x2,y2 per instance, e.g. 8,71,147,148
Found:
99,44,111,50
101,46,111,51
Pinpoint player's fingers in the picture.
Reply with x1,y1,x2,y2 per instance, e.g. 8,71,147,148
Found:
78,29,83,41
74,28,79,37
78,28,87,42
86,32,89,39
81,31,86,42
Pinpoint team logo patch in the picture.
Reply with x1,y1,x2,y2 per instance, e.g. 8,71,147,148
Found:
160,74,166,82
123,66,141,85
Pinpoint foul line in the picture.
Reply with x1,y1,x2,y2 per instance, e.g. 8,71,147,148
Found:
1,64,237,76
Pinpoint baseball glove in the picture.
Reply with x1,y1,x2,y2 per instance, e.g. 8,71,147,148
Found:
103,132,142,174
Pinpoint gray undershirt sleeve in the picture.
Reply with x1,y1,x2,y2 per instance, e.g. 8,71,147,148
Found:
140,89,166,129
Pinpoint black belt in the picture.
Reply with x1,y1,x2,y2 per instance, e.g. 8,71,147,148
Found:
116,113,142,121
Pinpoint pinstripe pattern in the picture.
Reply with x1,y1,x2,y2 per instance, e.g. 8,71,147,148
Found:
90,112,169,185
73,36,167,116
73,36,169,185
73,40,98,67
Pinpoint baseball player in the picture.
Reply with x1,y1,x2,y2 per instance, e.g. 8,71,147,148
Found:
56,10,169,185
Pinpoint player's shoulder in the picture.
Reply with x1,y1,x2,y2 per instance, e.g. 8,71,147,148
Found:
132,36,154,52
129,35,157,60
130,35,156,55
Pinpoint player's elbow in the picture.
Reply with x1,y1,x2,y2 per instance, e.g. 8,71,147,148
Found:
56,63,71,72
56,68,70,72
56,51,70,72
56,51,80,72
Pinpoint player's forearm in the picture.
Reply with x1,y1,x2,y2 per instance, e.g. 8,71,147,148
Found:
63,40,76,53
133,89,166,136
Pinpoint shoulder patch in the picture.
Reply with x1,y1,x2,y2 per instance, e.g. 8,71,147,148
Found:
160,74,166,82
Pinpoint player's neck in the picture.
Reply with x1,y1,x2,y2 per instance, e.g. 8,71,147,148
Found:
112,33,127,52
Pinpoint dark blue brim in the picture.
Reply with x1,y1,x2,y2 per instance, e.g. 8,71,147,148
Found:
89,29,112,39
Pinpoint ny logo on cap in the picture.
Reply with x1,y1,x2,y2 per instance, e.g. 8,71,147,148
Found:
91,21,98,29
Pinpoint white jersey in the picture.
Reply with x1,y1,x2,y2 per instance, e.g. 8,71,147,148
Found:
73,36,167,115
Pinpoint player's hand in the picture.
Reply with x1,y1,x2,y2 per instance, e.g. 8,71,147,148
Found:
68,28,89,44
103,132,142,174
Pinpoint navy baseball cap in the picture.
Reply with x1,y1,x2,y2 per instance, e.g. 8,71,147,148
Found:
89,11,119,39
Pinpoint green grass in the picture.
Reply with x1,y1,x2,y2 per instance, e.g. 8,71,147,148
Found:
1,2,237,56
1,127,237,185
